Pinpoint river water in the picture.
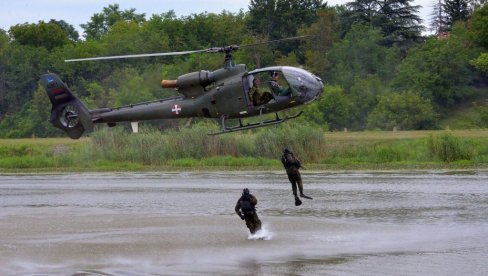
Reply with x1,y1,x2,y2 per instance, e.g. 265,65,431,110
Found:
1,171,488,275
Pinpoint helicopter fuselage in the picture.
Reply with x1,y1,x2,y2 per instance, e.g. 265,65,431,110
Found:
40,64,323,138
91,64,323,123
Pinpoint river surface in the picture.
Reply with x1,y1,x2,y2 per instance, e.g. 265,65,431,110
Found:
1,171,488,275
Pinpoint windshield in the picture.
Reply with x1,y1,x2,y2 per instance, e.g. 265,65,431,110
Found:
282,67,322,96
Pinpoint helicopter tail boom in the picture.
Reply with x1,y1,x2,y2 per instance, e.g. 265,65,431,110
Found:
40,73,94,139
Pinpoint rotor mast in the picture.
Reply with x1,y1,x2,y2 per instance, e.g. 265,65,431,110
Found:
206,45,240,69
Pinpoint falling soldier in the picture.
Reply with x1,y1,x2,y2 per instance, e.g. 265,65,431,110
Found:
235,188,262,234
281,148,313,206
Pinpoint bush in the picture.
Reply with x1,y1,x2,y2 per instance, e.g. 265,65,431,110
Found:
84,120,326,165
427,133,473,162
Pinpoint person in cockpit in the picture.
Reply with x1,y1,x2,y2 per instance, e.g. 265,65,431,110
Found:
269,71,290,96
249,77,273,106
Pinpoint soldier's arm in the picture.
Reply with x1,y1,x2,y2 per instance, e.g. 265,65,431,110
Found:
235,200,245,219
235,200,244,218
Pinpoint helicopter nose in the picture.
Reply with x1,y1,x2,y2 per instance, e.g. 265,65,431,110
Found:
299,72,323,103
282,67,323,103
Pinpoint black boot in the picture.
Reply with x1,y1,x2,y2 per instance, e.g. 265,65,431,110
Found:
295,196,302,206
300,193,313,200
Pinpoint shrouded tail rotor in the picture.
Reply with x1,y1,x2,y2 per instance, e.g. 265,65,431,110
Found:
40,73,93,139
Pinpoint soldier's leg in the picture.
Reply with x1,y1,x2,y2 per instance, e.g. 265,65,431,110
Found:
296,171,304,195
291,175,302,206
245,216,254,233
253,213,262,232
297,171,313,199
288,172,302,206
287,173,298,197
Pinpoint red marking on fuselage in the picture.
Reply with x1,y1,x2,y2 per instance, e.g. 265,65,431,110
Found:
52,88,65,95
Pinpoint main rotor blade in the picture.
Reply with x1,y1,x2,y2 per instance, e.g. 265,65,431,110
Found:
64,49,207,62
240,35,311,48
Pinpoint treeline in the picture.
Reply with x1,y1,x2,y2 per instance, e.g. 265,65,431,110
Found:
0,0,487,138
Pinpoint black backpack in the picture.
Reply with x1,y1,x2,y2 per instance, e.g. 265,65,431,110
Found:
240,197,254,215
285,153,300,167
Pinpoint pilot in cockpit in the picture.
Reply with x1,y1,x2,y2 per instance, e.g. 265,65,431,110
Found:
269,71,291,96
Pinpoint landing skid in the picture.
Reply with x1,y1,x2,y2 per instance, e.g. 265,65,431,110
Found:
209,111,303,135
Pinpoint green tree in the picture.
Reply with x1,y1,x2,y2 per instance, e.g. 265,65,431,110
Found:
315,85,352,130
302,9,336,79
9,21,70,50
145,11,187,51
393,23,478,107
367,91,438,130
31,84,62,137
81,4,146,40
0,29,9,115
236,35,278,68
247,0,326,54
327,24,400,90
0,29,7,51
0,103,33,138
471,52,488,74
467,3,488,47
348,75,388,130
48,19,79,41
443,0,471,30
247,0,326,39
1,45,50,113
341,0,424,48
110,68,154,106
82,82,115,109
183,11,247,48
101,21,146,56
429,0,450,35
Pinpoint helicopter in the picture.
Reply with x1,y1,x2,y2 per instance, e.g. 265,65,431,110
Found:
40,36,324,139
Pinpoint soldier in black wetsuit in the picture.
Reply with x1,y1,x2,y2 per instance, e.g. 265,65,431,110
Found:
235,188,262,234
281,148,313,206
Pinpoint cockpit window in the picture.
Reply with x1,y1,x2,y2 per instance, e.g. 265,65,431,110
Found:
281,67,322,96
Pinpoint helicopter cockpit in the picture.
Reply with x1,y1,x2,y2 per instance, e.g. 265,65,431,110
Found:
244,69,292,107
244,66,323,108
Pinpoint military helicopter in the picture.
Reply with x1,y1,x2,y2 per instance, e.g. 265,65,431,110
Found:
40,36,324,139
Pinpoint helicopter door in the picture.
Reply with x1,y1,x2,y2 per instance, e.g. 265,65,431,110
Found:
213,80,248,117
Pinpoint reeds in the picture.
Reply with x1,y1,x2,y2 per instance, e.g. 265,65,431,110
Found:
2,127,488,171
427,132,476,162
85,121,325,166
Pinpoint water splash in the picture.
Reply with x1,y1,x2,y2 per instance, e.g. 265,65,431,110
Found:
248,225,273,240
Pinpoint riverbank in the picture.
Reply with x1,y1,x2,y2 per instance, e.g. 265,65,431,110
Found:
1,128,488,172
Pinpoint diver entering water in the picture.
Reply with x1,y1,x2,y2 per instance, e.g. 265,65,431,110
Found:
235,188,262,234
281,148,313,206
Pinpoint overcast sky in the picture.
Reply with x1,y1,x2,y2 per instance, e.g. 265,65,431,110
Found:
1,0,435,35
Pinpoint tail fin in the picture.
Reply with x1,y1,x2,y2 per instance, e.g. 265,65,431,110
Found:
40,73,93,139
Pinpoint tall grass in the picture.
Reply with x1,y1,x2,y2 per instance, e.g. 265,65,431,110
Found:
83,121,325,166
2,128,488,171
322,139,428,165
427,132,476,162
